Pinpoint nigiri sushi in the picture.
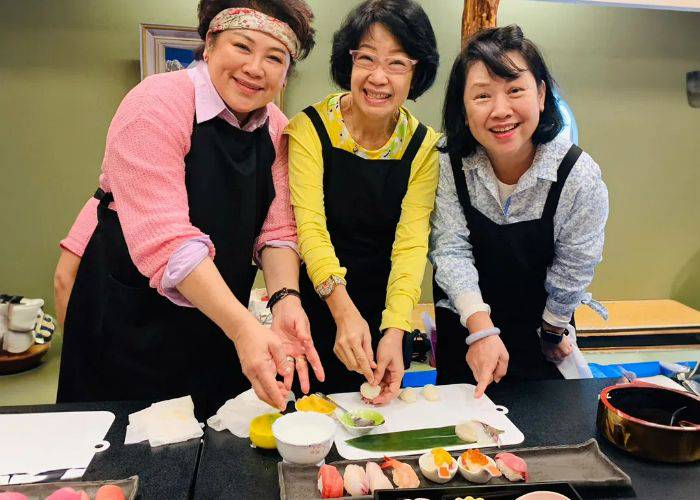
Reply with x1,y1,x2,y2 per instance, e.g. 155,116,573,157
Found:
455,420,505,445
399,387,417,403
46,488,90,500
380,456,420,488
0,493,29,500
495,452,528,482
418,448,458,483
318,464,344,498
458,449,502,483
343,463,370,496
95,484,126,500
360,382,382,401
365,461,393,492
422,384,440,401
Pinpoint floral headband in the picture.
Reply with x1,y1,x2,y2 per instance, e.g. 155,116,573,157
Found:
208,8,300,60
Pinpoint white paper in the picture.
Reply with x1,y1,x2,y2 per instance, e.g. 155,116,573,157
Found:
206,389,278,438
125,395,203,448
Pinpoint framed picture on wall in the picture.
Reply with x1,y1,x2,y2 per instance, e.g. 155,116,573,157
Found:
139,23,285,110
140,24,201,79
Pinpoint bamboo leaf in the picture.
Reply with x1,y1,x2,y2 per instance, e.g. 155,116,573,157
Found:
345,425,475,452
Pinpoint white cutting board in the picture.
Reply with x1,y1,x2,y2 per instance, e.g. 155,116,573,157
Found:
0,411,114,475
331,383,524,460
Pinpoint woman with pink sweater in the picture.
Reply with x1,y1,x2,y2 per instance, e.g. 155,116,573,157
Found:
55,0,323,418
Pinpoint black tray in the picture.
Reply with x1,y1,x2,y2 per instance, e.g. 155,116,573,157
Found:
374,481,581,500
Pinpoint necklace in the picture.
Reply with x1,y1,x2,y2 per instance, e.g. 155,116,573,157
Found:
343,96,399,152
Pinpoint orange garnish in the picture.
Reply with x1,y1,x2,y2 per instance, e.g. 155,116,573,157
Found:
431,448,453,467
464,449,488,466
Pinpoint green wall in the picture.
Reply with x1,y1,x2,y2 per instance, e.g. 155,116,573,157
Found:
1,0,699,313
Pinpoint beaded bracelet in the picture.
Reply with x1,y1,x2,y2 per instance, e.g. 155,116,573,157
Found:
465,327,501,346
267,287,301,311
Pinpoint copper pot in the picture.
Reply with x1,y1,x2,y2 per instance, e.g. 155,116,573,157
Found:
596,382,700,463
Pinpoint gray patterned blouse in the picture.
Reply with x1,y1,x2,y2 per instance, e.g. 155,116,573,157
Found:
429,136,609,328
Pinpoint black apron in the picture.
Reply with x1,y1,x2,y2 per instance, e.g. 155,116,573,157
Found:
298,106,427,394
57,117,276,419
433,145,582,385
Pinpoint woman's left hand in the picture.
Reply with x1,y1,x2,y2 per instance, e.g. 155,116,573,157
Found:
370,328,405,405
271,296,325,393
541,324,574,363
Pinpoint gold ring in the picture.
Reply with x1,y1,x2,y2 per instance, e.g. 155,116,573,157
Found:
295,356,305,363
286,356,294,363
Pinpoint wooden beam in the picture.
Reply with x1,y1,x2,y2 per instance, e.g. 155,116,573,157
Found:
462,0,501,46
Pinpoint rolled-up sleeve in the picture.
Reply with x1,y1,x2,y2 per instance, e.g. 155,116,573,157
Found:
429,153,489,325
60,197,99,257
544,163,609,327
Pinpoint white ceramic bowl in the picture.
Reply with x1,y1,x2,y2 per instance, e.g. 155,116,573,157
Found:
271,411,337,465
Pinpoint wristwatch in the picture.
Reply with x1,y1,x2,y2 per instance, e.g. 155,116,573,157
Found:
537,324,568,345
315,275,346,300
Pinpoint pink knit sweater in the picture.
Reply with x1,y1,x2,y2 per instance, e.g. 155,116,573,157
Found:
60,69,296,296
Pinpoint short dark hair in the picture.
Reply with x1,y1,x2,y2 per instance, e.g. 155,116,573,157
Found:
330,0,439,100
440,25,564,158
194,0,316,67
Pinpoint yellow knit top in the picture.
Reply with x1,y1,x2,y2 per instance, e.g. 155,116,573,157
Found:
285,93,440,332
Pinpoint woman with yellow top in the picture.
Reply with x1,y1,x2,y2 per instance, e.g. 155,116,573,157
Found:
286,0,440,403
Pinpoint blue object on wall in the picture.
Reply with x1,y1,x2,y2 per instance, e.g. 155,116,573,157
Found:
553,88,579,145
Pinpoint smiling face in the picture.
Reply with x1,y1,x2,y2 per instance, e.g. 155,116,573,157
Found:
463,51,545,164
204,29,290,121
349,23,414,121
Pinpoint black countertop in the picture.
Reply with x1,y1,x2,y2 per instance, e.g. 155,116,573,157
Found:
194,378,700,500
0,401,201,500
2,380,698,499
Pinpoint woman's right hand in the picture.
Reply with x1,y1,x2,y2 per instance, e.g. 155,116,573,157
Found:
326,286,377,384
467,335,509,399
234,319,294,410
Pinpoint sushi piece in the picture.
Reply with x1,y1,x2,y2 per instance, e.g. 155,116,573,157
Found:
455,420,504,445
46,488,90,500
360,382,382,401
421,384,440,401
380,456,420,488
95,484,127,500
318,464,344,498
495,452,529,482
399,387,417,403
457,449,502,483
343,463,370,496
365,461,393,492
418,448,458,483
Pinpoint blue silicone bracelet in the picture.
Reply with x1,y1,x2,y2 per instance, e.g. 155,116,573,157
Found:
465,327,501,346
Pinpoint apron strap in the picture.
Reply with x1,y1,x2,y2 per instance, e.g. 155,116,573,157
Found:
400,122,428,165
302,106,333,151
448,152,472,213
93,188,114,207
541,144,582,220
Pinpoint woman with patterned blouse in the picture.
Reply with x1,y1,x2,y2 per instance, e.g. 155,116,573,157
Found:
430,26,608,398
286,0,440,403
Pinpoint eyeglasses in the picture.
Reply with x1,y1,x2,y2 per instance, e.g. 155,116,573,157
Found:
349,50,417,75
